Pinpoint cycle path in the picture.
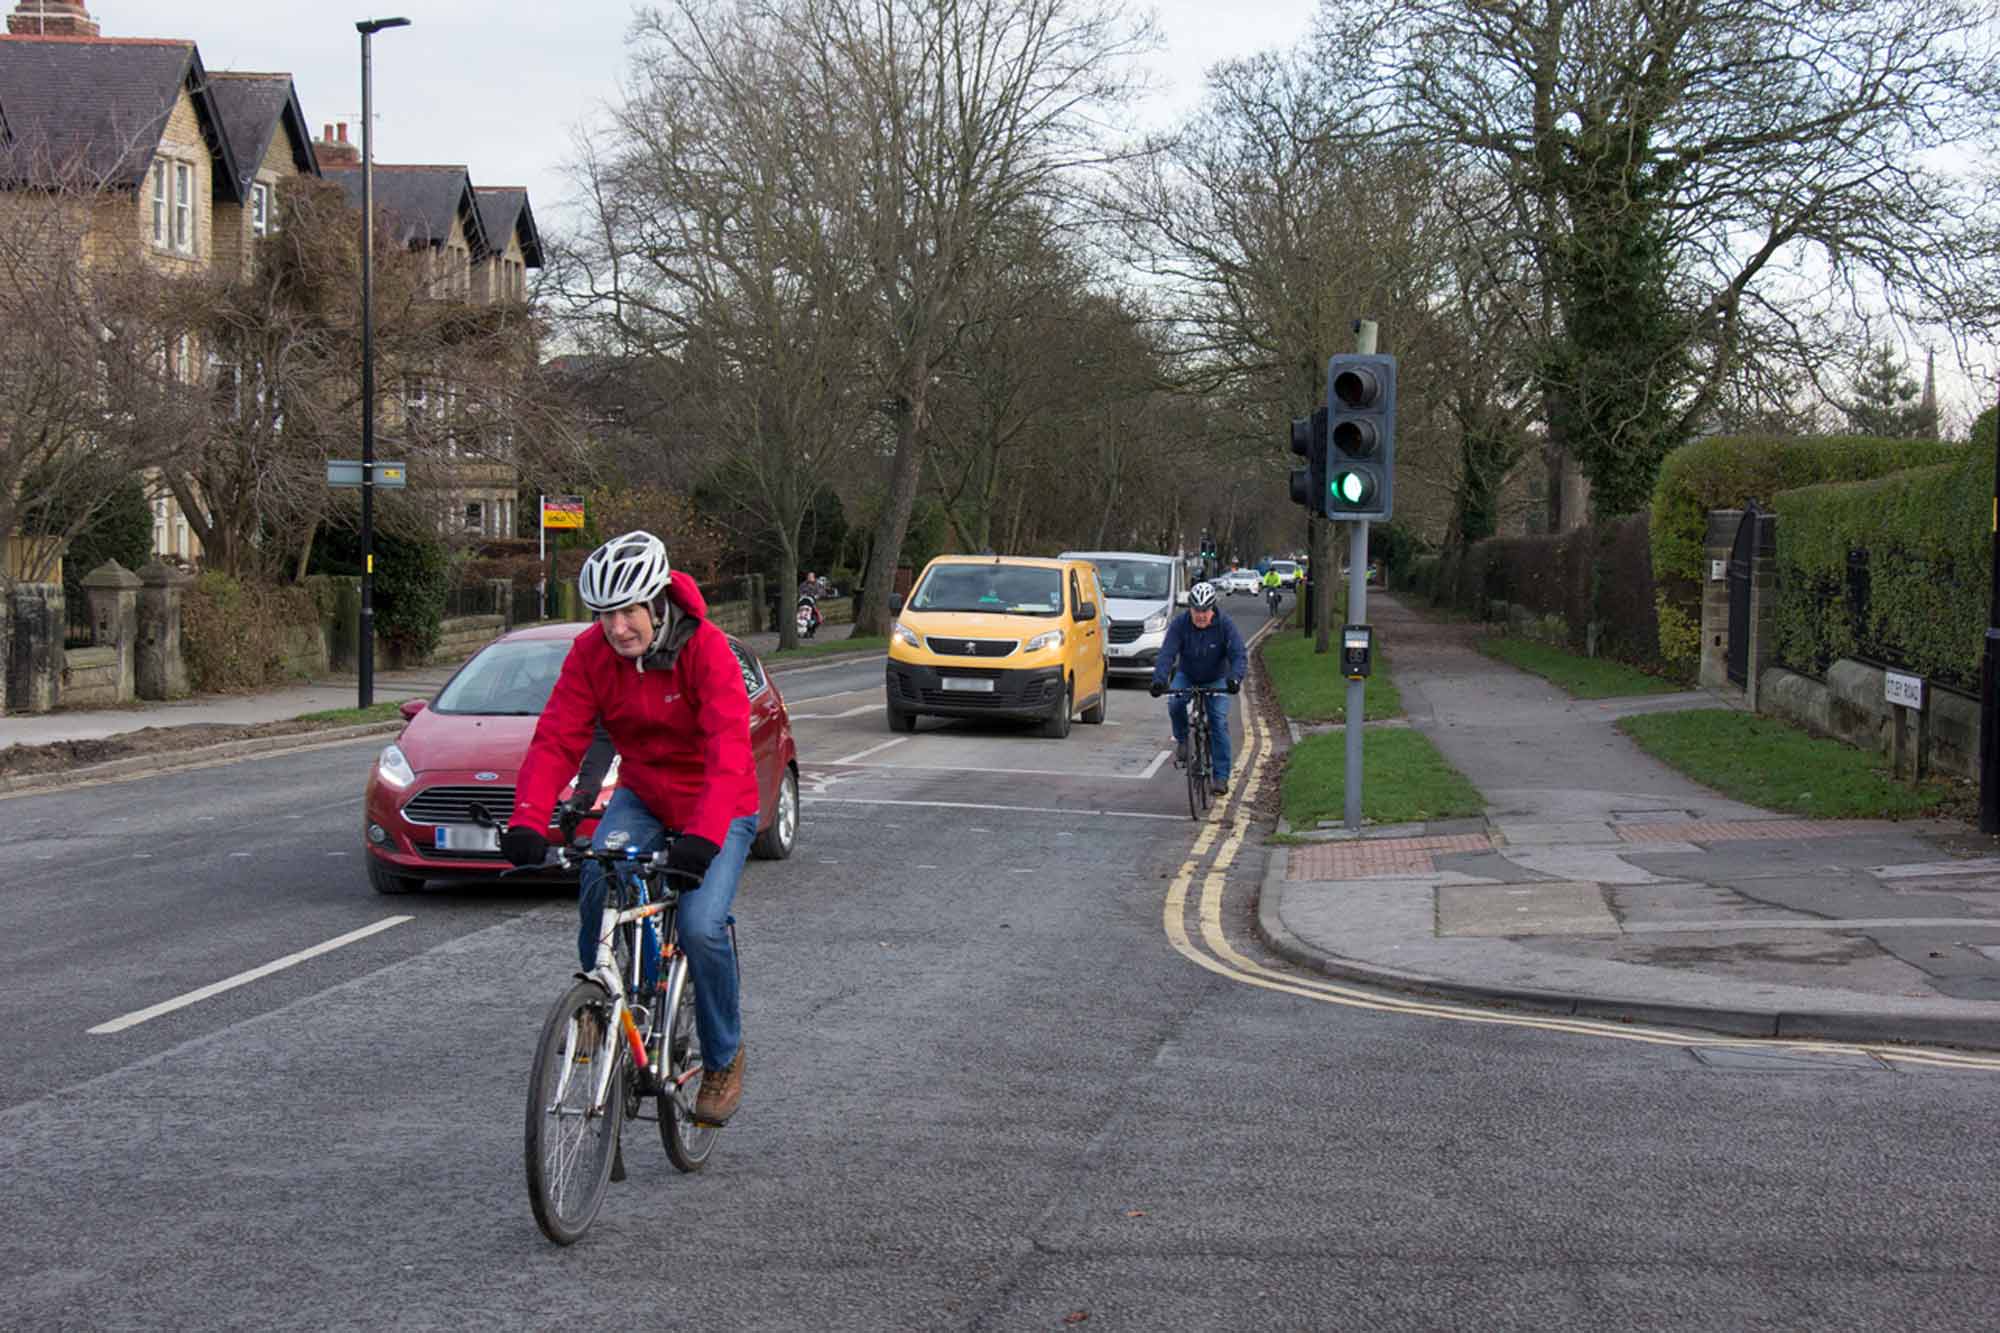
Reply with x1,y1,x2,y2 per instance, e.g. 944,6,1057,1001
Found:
1259,593,2000,1050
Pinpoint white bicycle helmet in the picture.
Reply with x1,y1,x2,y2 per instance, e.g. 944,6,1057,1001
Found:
1188,581,1219,610
577,530,672,613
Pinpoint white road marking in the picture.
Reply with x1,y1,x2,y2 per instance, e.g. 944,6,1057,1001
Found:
830,736,909,766
804,796,1184,822
789,703,885,720
89,916,414,1035
1138,748,1172,781
819,759,1164,780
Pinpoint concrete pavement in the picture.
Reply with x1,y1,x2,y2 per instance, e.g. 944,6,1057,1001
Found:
1258,593,2000,1049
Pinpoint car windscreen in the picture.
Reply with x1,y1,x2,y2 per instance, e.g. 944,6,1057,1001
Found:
1272,562,1298,573
1089,559,1173,600
432,638,574,715
909,564,1063,616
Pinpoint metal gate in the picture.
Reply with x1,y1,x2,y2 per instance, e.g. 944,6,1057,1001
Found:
1725,504,1763,686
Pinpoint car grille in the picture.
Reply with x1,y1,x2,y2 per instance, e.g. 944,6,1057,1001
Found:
916,668,1060,710
1108,621,1145,644
923,636,1017,658
401,784,516,826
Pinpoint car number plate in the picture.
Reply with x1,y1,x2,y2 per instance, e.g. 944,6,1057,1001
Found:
940,677,996,692
435,824,499,852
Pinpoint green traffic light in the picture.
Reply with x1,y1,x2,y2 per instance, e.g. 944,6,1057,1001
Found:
1330,470,1376,507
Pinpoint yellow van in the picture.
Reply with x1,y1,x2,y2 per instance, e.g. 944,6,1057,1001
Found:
885,555,1109,738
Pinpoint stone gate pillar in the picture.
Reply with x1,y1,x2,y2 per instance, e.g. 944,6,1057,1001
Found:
1699,510,1742,691
136,561,193,700
83,559,142,702
6,582,62,713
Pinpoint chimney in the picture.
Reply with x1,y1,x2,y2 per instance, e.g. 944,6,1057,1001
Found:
7,1,101,37
316,120,360,167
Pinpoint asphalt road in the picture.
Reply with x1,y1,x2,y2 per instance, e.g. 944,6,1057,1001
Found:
4,592,1999,1329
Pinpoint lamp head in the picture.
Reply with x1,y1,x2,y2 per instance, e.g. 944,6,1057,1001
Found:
357,16,412,33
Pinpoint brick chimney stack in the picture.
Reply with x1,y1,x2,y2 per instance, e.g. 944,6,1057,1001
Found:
316,121,360,167
7,1,101,36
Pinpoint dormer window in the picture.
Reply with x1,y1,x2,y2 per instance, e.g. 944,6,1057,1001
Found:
251,182,273,237
150,162,167,243
173,161,193,251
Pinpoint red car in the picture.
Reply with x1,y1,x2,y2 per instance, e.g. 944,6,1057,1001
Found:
362,622,800,894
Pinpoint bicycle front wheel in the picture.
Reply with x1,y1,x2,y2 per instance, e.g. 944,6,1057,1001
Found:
525,979,627,1245
1187,724,1208,818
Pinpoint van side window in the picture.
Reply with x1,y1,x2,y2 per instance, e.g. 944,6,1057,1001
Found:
1069,570,1082,616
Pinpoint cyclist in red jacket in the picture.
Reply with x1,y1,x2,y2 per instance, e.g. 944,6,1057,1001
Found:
501,531,759,1126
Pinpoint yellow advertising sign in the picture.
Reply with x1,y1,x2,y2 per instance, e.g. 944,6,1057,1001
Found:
542,496,585,530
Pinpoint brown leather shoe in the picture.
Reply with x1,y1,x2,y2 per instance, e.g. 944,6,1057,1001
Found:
692,1044,745,1126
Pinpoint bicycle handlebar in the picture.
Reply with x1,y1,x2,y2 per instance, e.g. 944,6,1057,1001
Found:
470,799,691,883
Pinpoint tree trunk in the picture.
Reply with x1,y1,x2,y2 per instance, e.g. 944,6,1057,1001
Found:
854,385,927,636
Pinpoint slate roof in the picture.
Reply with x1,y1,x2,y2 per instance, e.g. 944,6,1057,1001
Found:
206,71,317,191
324,162,490,255
474,186,542,267
0,34,242,197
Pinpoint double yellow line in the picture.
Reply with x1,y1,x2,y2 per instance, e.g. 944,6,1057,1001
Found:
1161,621,2000,1073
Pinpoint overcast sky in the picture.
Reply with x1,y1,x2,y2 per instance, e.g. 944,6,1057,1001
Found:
93,0,1316,232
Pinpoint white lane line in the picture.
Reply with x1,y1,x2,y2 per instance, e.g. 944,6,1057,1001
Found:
814,760,1162,780
830,736,908,766
88,916,414,1035
1138,748,1171,781
789,703,885,720
804,796,1184,822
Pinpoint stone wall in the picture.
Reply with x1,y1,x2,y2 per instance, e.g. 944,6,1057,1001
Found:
1757,661,1978,781
60,645,121,708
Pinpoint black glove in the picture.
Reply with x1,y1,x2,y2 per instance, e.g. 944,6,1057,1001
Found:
1226,678,1241,694
666,834,721,887
500,826,549,868
1149,680,1166,698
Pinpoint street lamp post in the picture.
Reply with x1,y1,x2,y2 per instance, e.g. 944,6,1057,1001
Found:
356,15,410,709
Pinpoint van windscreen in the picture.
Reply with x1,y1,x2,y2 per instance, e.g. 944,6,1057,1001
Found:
1090,560,1172,600
910,565,1063,616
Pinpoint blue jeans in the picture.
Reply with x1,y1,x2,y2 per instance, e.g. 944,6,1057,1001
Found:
1167,671,1232,783
577,789,757,1071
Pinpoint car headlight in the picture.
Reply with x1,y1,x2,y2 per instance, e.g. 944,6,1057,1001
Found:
376,743,416,789
1142,611,1169,634
1023,628,1065,653
891,620,922,649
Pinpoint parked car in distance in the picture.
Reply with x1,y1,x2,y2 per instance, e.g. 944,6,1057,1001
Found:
362,622,799,894
1217,568,1260,595
886,554,1109,737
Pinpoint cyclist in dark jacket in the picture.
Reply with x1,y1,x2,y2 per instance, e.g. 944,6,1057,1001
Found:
1148,581,1249,794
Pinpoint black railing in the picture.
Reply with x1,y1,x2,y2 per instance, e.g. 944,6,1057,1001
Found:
63,593,95,648
441,582,502,620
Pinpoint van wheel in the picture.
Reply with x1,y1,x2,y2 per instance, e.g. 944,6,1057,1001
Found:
1040,679,1073,739
887,699,917,733
1080,683,1106,725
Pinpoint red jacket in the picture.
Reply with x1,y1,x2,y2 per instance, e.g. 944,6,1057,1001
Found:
511,572,759,847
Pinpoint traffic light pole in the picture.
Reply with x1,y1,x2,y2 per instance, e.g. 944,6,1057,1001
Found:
1343,319,1378,831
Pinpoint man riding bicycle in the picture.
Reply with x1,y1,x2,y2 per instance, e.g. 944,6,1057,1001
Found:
501,530,759,1127
1148,580,1249,795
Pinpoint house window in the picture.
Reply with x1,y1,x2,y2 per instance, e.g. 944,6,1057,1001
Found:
150,162,168,243
251,182,272,237
173,161,194,252
464,501,484,533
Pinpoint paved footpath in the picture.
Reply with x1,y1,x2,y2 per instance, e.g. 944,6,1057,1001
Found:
1259,594,2000,1049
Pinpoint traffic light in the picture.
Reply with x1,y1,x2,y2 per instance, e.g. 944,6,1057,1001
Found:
1288,406,1327,511
1324,353,1396,520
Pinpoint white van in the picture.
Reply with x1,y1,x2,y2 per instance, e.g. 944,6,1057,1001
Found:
1059,550,1185,681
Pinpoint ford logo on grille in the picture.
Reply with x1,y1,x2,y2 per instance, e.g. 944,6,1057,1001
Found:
474,772,499,781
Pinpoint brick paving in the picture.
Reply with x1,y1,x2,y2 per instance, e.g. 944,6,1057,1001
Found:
1286,832,1495,880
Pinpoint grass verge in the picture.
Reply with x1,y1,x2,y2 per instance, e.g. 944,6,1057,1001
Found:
765,634,888,664
1260,629,1401,722
1616,709,1967,819
1281,728,1484,830
1479,636,1684,700
295,700,407,725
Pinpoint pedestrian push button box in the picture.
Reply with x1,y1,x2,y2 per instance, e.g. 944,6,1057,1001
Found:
1342,624,1372,680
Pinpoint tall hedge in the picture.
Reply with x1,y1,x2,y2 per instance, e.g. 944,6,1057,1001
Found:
1771,447,1989,691
183,574,322,692
1648,434,1963,669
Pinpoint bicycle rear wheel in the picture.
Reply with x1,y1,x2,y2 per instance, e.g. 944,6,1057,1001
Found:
525,979,627,1245
659,964,720,1172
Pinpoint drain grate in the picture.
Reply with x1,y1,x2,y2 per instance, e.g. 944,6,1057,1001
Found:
1689,1046,1891,1072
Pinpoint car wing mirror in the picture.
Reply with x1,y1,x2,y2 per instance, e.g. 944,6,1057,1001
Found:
1175,592,1188,607
399,698,427,720
1076,601,1096,621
